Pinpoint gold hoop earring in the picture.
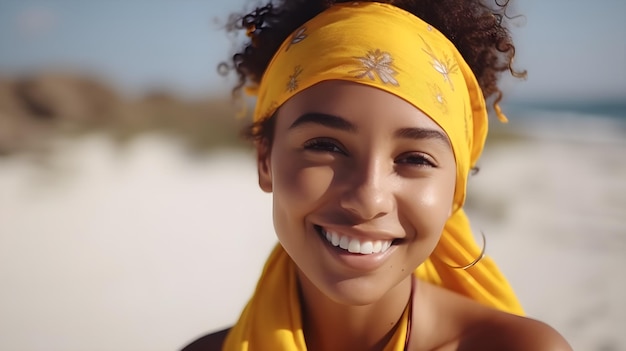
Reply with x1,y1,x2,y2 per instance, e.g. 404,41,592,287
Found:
436,231,486,270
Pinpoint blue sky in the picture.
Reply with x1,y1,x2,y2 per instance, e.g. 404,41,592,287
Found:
0,0,624,102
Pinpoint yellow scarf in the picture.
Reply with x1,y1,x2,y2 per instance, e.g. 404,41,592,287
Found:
224,3,523,350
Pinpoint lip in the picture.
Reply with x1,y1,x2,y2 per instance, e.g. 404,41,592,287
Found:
313,224,398,272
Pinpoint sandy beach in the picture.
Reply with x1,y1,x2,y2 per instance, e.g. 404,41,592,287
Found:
0,114,624,351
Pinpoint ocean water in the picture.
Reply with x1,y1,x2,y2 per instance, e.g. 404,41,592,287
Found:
504,98,626,120
491,102,626,147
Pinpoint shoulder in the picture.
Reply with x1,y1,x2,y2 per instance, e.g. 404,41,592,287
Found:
462,313,573,351
417,282,571,350
181,328,231,351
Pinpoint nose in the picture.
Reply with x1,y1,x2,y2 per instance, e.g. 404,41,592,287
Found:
339,158,394,221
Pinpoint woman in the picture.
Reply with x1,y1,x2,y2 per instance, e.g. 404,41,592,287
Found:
184,1,571,350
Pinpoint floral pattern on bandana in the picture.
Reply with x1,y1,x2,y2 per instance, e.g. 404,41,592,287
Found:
420,36,459,91
286,65,304,92
350,49,399,86
428,83,448,114
286,27,307,51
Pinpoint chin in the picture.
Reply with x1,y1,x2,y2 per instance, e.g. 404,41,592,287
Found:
306,270,405,306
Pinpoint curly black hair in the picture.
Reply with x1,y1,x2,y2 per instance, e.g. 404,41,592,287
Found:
224,0,525,141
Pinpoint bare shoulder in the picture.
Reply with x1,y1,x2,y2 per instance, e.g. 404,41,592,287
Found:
460,312,573,351
180,328,231,351
418,282,572,351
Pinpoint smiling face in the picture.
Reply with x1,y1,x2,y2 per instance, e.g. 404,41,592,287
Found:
256,80,457,305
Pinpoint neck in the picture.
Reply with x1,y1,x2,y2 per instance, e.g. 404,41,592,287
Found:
297,271,413,351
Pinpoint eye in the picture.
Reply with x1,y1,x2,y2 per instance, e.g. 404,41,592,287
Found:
303,138,347,155
395,152,436,167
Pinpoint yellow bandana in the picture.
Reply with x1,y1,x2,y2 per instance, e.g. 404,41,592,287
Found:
225,2,523,350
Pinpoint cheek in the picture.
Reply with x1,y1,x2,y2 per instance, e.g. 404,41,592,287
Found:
270,150,336,225
273,161,334,204
401,173,457,236
270,151,339,262
421,175,456,212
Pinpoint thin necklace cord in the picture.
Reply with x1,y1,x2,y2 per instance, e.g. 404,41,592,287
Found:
404,275,415,351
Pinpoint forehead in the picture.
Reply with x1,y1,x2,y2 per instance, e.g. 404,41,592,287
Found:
275,80,445,133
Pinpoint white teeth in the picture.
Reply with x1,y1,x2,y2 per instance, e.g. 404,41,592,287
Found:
360,241,373,254
339,236,350,250
382,241,391,252
372,241,382,253
348,238,360,253
322,228,393,255
331,232,340,246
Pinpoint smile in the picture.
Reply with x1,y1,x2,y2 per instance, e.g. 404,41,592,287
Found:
316,225,394,255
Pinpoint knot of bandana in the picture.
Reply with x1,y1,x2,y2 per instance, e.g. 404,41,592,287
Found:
226,3,523,350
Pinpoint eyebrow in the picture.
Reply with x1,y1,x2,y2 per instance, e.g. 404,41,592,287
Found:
288,113,357,132
288,112,451,148
394,127,451,148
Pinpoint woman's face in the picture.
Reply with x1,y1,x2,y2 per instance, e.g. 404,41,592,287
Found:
256,81,457,305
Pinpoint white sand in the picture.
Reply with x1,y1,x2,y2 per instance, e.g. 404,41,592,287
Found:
0,117,624,350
